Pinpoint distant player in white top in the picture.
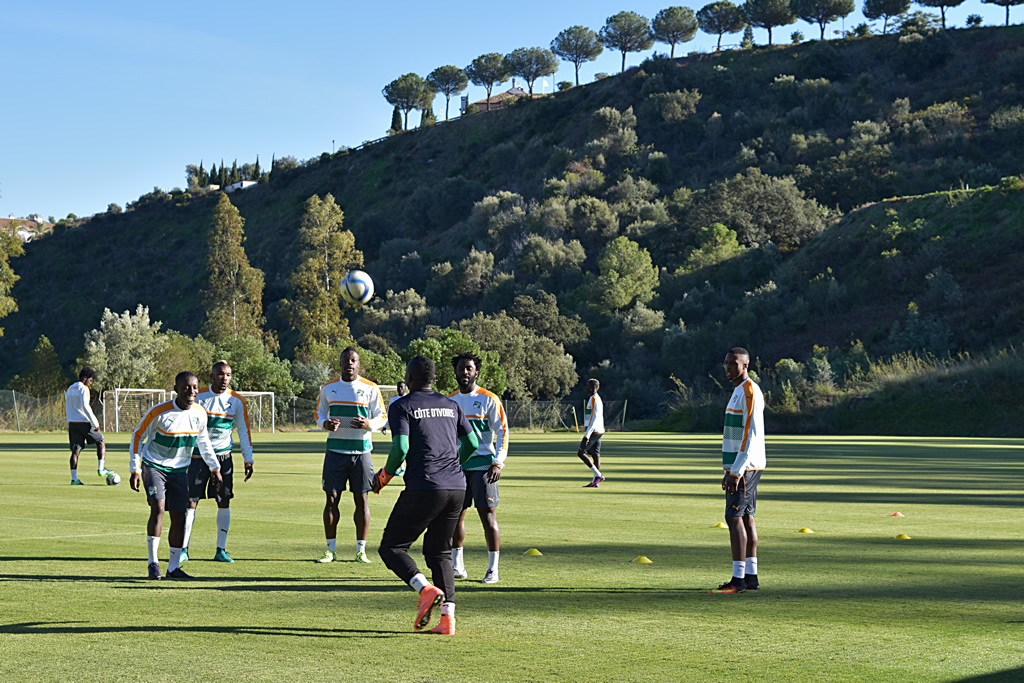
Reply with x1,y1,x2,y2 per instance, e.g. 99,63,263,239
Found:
382,381,407,434
130,371,222,580
709,347,766,595
181,361,253,565
65,367,113,484
447,352,508,584
315,347,387,564
577,379,606,488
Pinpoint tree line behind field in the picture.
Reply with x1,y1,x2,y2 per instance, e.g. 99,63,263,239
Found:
2,24,1024,434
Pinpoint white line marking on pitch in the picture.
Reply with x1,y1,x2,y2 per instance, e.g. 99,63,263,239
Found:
0,531,144,542
0,516,137,527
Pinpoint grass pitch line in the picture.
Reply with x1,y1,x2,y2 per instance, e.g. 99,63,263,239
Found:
1,516,139,528
0,530,144,542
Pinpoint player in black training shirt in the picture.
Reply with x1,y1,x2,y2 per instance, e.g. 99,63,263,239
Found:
372,355,478,635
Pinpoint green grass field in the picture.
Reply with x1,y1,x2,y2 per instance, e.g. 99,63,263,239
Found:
1,431,1022,681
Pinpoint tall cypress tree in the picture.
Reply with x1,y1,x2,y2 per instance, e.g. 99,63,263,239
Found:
390,105,403,133
280,194,363,352
201,194,266,343
208,163,218,186
252,155,261,180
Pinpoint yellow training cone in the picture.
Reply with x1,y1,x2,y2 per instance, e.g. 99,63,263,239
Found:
890,512,904,517
798,527,814,533
523,548,543,556
633,556,653,564
895,533,911,539
713,522,728,528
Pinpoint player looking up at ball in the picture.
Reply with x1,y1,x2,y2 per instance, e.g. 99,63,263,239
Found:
373,355,479,635
709,347,766,595
65,367,113,485
181,361,253,565
315,347,386,564
447,352,508,584
577,379,605,488
130,371,222,580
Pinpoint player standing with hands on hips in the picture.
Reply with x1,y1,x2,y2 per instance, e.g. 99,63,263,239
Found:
315,347,387,564
710,347,766,594
130,371,222,580
578,379,605,488
373,355,479,635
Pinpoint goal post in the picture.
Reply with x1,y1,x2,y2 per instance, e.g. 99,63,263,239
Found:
103,389,168,433
234,391,275,433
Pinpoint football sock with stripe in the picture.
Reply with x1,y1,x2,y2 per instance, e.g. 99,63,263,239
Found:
216,508,230,549
732,560,746,580
168,547,182,573
409,573,430,593
745,557,758,576
326,538,336,553
452,547,464,571
356,539,366,554
183,509,196,549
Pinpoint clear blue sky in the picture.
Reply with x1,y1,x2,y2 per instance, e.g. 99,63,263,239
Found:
2,0,1012,221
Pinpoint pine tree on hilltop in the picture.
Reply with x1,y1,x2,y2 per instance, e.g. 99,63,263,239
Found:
202,193,266,344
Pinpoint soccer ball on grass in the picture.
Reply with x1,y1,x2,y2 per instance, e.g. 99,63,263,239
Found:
341,270,374,306
106,472,121,486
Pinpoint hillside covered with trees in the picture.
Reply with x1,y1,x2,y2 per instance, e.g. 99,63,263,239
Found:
2,21,1023,433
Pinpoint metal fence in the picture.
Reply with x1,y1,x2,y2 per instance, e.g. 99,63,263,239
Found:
0,390,77,431
502,400,627,432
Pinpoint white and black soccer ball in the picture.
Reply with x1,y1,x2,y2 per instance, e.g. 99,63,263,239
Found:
341,269,374,306
106,471,121,486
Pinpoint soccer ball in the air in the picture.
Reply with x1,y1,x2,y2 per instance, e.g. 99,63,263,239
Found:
106,472,121,486
341,270,374,305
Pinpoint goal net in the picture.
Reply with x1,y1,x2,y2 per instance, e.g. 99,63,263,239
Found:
103,389,168,433
234,391,275,433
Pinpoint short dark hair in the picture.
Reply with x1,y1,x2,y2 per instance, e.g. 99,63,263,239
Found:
587,378,600,390
452,351,482,371
396,381,407,389
212,360,231,372
406,355,436,387
728,347,750,358
340,346,359,360
79,367,96,380
175,371,197,387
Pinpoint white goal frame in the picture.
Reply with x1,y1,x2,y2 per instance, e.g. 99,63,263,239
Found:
103,388,168,433
235,391,275,433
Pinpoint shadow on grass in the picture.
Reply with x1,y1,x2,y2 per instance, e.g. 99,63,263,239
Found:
0,621,401,638
957,666,1024,682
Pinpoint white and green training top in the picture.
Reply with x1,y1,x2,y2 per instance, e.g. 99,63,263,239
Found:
316,376,387,454
722,378,766,478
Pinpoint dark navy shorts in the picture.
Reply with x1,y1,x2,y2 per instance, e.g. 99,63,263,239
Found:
725,470,762,517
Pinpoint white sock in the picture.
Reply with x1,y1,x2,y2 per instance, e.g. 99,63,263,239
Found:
356,539,367,554
147,536,160,564
168,547,182,573
97,458,105,472
183,508,196,549
326,538,337,553
746,557,758,576
452,547,464,570
732,560,746,580
440,602,455,617
216,508,230,549
590,465,602,477
488,550,500,571
409,572,430,593
71,469,78,482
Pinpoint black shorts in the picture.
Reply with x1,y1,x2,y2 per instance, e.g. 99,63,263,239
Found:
725,470,762,517
463,469,499,509
68,422,103,452
188,451,233,503
579,433,602,457
322,451,373,494
142,464,189,513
